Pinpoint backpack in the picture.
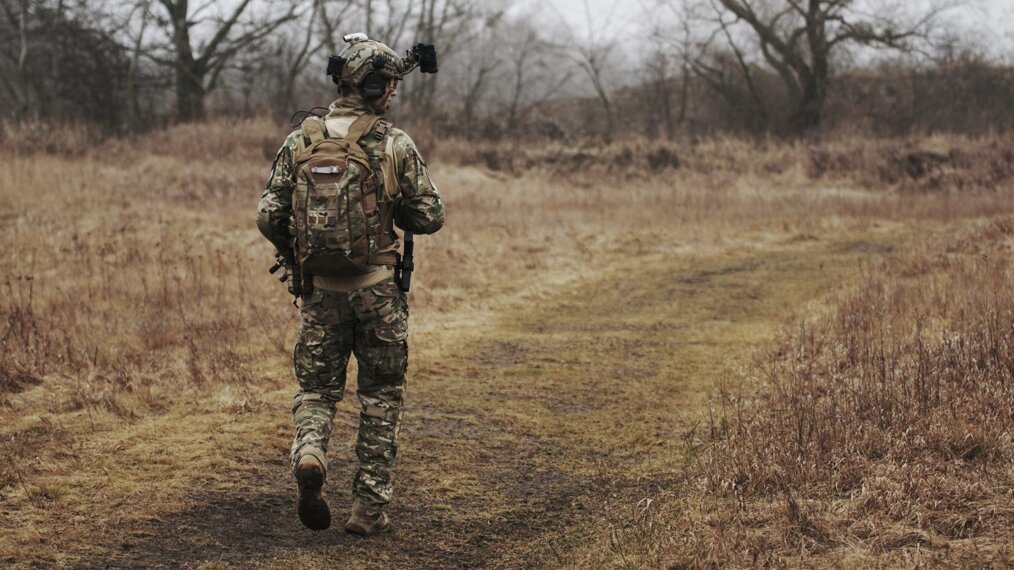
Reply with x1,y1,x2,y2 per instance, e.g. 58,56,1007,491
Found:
289,114,398,277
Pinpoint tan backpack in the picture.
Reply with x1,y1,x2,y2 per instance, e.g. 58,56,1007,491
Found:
289,114,397,277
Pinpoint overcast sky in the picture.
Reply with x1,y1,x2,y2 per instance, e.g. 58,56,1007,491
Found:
532,0,1014,61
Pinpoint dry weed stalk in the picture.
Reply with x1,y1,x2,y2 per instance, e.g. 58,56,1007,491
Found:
685,220,1014,564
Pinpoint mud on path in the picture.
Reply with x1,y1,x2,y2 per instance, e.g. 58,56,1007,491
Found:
92,234,899,569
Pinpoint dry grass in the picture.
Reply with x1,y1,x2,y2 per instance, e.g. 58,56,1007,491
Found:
1,119,283,414
2,119,1014,567
437,132,1014,195
589,221,1014,568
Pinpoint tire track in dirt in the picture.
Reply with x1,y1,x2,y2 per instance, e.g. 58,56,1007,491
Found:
95,235,900,569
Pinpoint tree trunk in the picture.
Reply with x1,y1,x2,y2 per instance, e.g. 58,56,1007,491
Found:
175,68,207,121
677,62,690,128
165,0,207,122
792,95,821,132
792,49,828,132
600,97,614,139
660,79,674,140
11,0,29,116
127,1,151,129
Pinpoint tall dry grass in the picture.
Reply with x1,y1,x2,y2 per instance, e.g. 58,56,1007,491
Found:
0,119,288,417
594,220,1014,568
3,118,1014,566
3,118,1014,446
436,131,1014,195
717,221,1014,552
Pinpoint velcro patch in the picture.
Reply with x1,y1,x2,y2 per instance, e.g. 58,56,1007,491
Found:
364,404,391,420
311,166,343,174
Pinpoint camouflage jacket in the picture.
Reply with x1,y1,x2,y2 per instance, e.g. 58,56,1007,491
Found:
257,96,445,259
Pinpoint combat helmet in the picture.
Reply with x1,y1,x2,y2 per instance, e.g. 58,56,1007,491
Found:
327,33,438,99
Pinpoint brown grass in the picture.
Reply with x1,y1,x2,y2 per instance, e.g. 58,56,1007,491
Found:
588,221,1014,568
2,119,1014,567
437,132,1014,194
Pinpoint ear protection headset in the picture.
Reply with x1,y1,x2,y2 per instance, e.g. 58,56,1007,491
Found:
360,58,390,100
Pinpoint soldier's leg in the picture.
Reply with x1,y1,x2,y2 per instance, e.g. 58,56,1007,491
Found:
291,289,354,473
348,278,408,522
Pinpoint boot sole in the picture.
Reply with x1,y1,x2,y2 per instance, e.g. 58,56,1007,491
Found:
296,462,331,531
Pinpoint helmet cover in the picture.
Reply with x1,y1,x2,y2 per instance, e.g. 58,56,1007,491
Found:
336,37,406,88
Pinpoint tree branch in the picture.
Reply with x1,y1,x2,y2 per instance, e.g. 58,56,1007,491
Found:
196,0,254,65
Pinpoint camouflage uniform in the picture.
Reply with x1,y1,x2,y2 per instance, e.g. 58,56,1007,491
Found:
257,95,444,514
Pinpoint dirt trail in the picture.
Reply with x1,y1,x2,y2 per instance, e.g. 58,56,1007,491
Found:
93,234,899,569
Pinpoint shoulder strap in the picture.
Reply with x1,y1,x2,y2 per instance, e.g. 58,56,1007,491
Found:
342,114,382,163
381,131,399,199
345,114,381,143
296,114,385,165
300,117,327,145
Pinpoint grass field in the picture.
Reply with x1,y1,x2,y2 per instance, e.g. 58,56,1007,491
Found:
2,121,1014,568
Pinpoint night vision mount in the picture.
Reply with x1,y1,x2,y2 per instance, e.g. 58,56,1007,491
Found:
326,34,438,85
405,43,438,74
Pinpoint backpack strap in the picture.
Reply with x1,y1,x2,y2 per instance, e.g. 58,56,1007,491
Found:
346,115,399,267
343,114,382,162
300,116,327,145
292,117,327,165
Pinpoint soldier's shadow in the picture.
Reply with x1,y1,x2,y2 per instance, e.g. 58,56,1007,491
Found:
102,445,384,568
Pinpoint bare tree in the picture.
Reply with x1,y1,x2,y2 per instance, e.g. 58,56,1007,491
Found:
124,0,154,128
152,0,298,121
403,0,478,115
560,0,621,137
687,8,770,131
641,0,715,138
359,0,414,46
271,0,337,113
499,19,572,132
0,0,39,113
448,7,505,135
642,44,678,139
0,0,129,125
709,0,939,132
316,0,343,53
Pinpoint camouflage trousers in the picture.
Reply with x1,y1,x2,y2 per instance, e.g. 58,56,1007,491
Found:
290,276,408,512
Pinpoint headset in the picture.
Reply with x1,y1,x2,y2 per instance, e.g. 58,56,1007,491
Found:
361,58,391,100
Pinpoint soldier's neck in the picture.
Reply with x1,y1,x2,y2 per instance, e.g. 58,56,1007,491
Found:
330,95,382,116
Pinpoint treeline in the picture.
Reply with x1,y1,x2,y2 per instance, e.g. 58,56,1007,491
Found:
1,0,1011,139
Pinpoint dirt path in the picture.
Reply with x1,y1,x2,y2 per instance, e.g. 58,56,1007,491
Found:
91,233,901,569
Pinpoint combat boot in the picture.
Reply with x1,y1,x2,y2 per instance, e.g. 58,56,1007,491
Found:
344,498,390,536
295,452,331,531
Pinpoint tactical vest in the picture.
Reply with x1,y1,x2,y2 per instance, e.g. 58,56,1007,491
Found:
289,114,398,277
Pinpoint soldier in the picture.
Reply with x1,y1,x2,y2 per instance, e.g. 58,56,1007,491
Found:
256,34,444,535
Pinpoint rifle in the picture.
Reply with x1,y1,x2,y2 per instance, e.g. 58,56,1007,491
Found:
395,232,414,293
269,249,305,303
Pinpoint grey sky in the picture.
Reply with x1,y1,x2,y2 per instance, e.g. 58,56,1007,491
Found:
534,0,1014,60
